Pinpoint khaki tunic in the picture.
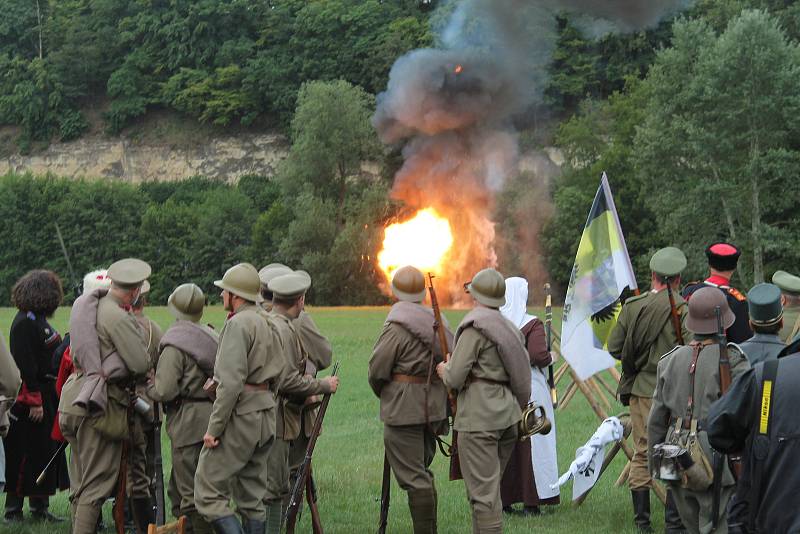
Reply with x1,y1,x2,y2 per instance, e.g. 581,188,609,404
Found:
264,311,328,503
295,311,332,372
58,292,150,534
443,325,521,532
147,324,217,515
648,341,750,534
194,304,285,521
780,308,800,342
369,312,449,492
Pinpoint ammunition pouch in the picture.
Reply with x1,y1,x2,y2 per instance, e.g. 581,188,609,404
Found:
518,402,551,441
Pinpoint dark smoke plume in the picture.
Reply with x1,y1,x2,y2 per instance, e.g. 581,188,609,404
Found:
373,0,692,303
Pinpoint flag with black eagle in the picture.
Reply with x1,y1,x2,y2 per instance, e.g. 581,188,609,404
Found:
561,173,637,381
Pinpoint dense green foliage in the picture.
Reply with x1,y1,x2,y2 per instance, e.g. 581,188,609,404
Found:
0,0,432,147
545,4,800,292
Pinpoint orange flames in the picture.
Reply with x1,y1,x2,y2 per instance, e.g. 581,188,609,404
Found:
378,208,454,284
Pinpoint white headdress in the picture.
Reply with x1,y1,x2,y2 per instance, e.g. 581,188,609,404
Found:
500,276,536,329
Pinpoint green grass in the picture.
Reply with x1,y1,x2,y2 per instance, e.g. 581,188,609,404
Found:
0,306,663,533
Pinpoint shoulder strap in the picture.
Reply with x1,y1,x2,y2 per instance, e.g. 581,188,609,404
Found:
683,341,705,427
749,358,780,530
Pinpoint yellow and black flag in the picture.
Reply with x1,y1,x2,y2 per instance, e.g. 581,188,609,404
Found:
561,173,637,381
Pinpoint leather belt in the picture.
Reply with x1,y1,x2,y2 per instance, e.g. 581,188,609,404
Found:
392,373,428,384
180,397,212,403
244,382,270,392
465,375,509,387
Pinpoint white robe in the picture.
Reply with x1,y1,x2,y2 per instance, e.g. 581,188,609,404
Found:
501,277,559,499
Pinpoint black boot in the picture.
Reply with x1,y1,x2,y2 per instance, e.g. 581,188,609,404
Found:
631,490,653,533
665,490,687,534
211,515,244,534
242,517,266,534
132,497,155,534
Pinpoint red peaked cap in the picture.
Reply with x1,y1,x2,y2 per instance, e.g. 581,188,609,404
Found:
706,242,741,271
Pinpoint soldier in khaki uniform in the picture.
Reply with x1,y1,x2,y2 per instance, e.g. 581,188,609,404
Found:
58,258,153,534
147,284,218,534
263,271,339,533
648,287,751,534
436,269,531,534
772,270,800,342
369,266,452,533
194,263,286,534
608,247,690,533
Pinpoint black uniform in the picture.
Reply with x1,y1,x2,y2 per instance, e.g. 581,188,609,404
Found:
683,278,753,344
4,311,68,501
707,338,800,533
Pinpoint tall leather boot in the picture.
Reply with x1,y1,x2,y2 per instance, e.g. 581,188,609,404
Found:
242,517,266,534
132,497,155,534
664,490,686,534
631,490,653,533
211,515,244,534
408,488,437,534
264,501,282,534
188,511,215,534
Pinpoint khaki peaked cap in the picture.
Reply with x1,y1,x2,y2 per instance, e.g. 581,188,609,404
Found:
468,268,506,308
141,280,151,295
392,266,427,302
268,272,311,299
649,247,687,277
258,263,293,288
214,263,261,303
107,258,151,288
773,270,800,296
168,283,205,322
686,286,735,334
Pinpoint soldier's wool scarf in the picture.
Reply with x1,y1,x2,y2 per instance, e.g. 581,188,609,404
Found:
159,321,218,376
455,307,532,408
386,301,454,359
70,289,129,415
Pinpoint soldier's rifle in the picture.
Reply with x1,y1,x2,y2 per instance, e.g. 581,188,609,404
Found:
285,361,340,534
55,222,80,299
426,273,462,481
113,401,134,534
712,306,738,528
544,283,558,408
666,278,685,345
377,455,391,534
152,401,166,526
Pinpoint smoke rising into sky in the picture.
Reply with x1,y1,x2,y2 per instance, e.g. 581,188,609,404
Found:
373,0,692,302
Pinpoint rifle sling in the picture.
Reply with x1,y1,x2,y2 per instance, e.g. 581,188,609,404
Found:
748,358,779,531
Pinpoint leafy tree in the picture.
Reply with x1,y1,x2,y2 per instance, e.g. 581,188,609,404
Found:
635,10,800,286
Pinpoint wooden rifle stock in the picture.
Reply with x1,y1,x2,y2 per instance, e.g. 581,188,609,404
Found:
285,362,340,533
426,273,462,481
715,307,732,393
544,283,557,408
666,283,685,345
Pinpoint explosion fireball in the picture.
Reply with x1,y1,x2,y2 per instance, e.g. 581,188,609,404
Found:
378,208,454,284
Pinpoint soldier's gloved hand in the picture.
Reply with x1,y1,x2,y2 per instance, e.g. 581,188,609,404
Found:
549,351,559,365
203,432,219,449
322,376,339,393
435,362,446,380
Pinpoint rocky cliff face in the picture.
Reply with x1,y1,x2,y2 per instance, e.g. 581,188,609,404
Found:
0,132,289,182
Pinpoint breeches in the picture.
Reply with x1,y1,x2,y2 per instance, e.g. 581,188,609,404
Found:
383,423,438,492
672,484,733,534
171,441,203,515
194,410,274,521
459,426,518,519
264,438,290,503
629,395,653,490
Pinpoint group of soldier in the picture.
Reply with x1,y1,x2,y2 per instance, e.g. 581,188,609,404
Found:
1,239,799,534
610,242,800,534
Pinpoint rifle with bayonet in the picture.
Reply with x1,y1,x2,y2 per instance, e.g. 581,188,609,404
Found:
55,222,80,299
427,273,461,481
285,361,340,534
544,283,557,408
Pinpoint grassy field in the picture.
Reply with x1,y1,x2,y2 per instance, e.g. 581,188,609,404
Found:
0,306,665,533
